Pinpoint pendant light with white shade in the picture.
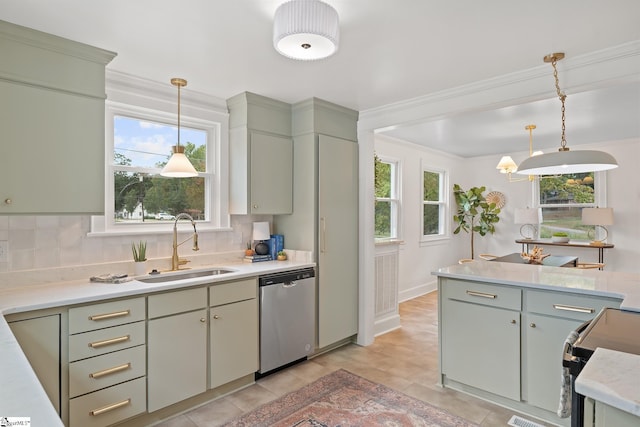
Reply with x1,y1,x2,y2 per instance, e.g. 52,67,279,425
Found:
516,53,618,175
160,78,198,178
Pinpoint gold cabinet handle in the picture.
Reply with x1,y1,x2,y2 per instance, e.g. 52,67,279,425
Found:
88,335,130,348
530,323,537,328
510,319,517,324
213,314,220,319
90,398,131,416
466,290,497,299
89,363,131,379
4,198,11,205
553,304,595,314
200,317,206,323
320,217,326,253
89,310,130,321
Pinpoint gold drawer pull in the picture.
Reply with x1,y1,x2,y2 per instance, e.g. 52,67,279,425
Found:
88,335,130,348
553,304,595,314
89,363,131,379
466,290,497,299
89,310,130,321
90,398,131,416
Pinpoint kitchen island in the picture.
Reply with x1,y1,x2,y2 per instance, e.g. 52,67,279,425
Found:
433,261,640,426
0,259,314,427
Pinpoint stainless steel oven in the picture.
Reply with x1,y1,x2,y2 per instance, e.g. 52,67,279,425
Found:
562,307,640,427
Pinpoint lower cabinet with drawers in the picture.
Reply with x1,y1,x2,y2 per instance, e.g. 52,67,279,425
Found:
438,277,622,426
68,297,147,427
7,276,261,427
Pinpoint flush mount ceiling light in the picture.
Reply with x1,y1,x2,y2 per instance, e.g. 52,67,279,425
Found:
497,124,544,182
273,0,339,60
516,53,618,175
161,78,198,178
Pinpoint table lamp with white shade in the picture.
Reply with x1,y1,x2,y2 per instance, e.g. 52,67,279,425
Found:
581,207,614,246
514,207,542,240
252,221,271,255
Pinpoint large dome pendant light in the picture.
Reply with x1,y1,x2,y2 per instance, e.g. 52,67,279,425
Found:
273,0,339,60
161,78,198,178
516,53,618,175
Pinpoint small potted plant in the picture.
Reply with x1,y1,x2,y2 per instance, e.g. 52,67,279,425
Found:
245,242,255,257
552,232,570,243
132,240,147,275
277,250,287,261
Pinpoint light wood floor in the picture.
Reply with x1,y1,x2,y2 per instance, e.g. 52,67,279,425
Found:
155,292,552,426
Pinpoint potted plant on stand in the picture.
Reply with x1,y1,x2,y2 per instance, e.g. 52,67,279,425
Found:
132,240,147,276
453,184,501,260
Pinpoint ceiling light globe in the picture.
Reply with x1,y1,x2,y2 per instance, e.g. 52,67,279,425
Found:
274,0,339,60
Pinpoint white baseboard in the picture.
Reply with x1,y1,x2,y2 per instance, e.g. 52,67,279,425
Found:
399,279,437,303
374,313,401,336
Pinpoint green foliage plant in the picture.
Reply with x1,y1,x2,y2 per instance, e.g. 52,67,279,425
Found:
131,240,147,262
552,232,569,237
453,184,501,259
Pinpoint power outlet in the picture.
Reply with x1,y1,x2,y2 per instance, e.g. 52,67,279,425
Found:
0,240,8,262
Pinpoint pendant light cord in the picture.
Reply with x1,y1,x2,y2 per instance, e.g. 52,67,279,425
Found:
550,58,569,152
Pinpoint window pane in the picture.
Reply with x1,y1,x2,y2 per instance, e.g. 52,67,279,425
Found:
424,171,440,201
375,160,391,198
114,171,205,222
114,115,207,172
423,204,440,235
539,207,593,239
375,201,391,238
539,173,594,205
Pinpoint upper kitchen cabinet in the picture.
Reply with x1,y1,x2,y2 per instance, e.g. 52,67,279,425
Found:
227,92,293,215
0,20,116,214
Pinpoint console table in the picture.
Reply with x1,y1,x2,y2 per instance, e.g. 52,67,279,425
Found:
516,239,613,267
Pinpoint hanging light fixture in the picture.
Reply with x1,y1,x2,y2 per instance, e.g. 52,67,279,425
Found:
496,125,544,182
160,78,198,178
273,0,339,60
516,53,618,175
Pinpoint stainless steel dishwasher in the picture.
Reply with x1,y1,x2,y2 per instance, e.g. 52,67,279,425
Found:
258,268,315,376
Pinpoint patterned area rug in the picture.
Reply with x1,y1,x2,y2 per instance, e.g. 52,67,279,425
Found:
221,369,478,426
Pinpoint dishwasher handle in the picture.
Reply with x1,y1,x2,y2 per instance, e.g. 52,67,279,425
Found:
283,281,298,288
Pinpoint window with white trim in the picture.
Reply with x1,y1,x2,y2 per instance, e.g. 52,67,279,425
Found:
536,172,605,240
374,156,400,239
92,97,227,235
422,167,447,239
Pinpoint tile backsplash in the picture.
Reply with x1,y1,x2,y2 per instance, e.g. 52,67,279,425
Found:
0,214,272,279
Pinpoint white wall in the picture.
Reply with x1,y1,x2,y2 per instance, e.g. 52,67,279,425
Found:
375,135,468,300
376,135,640,300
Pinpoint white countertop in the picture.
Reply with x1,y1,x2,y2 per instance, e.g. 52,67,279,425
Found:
0,259,314,426
575,348,640,417
433,261,640,312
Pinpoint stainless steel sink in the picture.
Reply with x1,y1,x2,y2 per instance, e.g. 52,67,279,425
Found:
138,268,235,283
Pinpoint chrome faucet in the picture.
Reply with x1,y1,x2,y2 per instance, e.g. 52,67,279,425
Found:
171,213,199,271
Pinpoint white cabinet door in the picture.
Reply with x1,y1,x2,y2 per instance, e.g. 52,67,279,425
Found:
441,299,521,401
317,135,358,348
147,309,207,412
9,315,61,414
210,299,258,388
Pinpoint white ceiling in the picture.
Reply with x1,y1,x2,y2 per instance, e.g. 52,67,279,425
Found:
1,0,639,157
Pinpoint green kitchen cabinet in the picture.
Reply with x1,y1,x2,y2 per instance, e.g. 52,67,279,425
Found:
274,98,359,350
440,280,521,401
8,313,62,415
0,20,115,214
227,92,293,215
147,288,208,412
209,279,258,388
522,290,621,413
